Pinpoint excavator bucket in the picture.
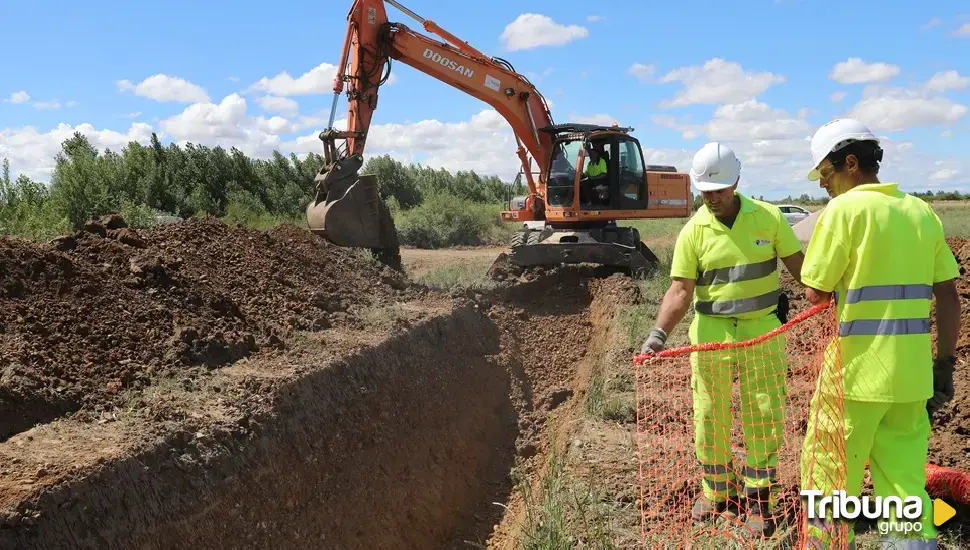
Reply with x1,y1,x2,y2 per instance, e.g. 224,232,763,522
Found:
306,157,402,270
487,225,660,279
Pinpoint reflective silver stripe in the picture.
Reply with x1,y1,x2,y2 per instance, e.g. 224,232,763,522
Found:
695,289,780,316
844,284,933,304
742,466,776,480
702,463,733,475
696,257,777,286
705,479,733,491
839,318,931,337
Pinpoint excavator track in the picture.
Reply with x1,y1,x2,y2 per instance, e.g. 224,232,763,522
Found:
490,225,660,279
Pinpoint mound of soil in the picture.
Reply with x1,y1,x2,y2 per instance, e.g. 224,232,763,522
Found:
928,236,970,471
0,214,419,440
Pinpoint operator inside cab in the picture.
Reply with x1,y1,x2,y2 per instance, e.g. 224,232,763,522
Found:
581,143,609,206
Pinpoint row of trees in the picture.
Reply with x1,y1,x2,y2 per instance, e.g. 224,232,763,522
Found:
0,132,525,246
763,189,970,208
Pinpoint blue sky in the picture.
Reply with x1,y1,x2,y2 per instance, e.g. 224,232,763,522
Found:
2,0,969,199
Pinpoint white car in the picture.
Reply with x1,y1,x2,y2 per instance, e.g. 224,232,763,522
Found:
776,204,811,225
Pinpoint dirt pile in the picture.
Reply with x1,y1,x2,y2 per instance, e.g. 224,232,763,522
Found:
928,236,970,471
0,214,418,440
0,244,634,548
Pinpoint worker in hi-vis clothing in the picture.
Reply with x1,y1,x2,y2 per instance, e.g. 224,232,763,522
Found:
798,118,962,548
641,142,805,537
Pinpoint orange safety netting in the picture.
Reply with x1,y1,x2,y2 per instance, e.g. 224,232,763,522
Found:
632,302,850,548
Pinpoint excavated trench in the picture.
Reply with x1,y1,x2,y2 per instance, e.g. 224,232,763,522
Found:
0,255,631,548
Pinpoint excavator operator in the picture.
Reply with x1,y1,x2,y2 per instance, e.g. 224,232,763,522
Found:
581,143,609,206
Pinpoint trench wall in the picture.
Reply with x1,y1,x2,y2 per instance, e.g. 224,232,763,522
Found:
1,303,517,549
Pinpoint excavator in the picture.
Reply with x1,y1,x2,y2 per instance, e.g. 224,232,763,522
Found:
306,0,693,277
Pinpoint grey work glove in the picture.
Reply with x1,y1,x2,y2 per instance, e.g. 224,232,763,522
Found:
640,328,667,354
927,356,956,417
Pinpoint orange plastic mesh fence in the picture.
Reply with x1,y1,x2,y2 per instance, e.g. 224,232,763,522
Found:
632,302,850,548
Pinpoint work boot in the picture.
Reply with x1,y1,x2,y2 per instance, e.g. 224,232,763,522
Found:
691,495,740,522
744,488,776,537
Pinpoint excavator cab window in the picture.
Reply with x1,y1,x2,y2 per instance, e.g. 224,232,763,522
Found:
617,139,645,205
545,133,648,210
547,140,583,207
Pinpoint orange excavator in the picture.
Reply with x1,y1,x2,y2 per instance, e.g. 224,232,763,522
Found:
306,0,693,276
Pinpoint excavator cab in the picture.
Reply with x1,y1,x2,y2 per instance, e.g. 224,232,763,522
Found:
545,131,645,211
497,123,691,278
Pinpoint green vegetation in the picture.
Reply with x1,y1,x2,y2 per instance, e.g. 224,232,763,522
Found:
935,202,970,238
0,135,524,248
514,437,617,550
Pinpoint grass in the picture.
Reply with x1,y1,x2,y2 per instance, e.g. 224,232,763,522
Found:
410,259,500,291
514,436,617,550
935,201,970,238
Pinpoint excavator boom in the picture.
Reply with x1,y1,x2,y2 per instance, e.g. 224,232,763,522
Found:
306,0,557,269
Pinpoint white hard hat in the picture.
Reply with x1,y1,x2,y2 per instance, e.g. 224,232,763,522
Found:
808,118,879,180
689,142,741,192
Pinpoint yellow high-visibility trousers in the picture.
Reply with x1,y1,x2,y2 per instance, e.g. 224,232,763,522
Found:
800,395,938,547
689,312,787,502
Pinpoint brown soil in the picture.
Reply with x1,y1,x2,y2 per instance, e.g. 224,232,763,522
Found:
0,213,636,548
0,214,423,443
928,237,970,472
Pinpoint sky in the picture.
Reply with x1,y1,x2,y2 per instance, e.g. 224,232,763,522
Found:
1,0,969,199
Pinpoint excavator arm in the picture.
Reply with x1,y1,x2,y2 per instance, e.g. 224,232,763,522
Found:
327,0,555,193
306,0,556,265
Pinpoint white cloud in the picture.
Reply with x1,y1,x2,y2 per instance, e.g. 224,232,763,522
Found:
830,91,847,103
228,76,240,83
829,58,900,84
627,63,656,81
586,15,604,22
282,109,521,179
158,93,297,158
658,58,786,107
846,84,968,131
920,17,942,31
499,14,588,51
941,129,953,138
5,91,30,104
652,99,811,142
116,74,210,103
122,112,142,118
248,63,337,96
0,122,156,181
924,70,970,92
33,100,61,110
931,168,959,181
952,23,970,37
256,95,300,116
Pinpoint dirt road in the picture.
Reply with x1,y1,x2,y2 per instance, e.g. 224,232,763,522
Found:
400,245,507,278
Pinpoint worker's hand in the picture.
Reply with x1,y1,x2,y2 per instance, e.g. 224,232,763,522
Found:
640,328,667,355
927,356,956,416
